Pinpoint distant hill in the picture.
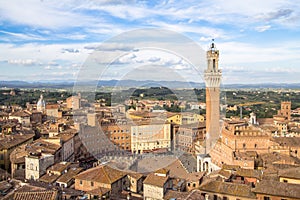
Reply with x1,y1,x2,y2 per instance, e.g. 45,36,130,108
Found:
0,80,300,89
0,80,204,89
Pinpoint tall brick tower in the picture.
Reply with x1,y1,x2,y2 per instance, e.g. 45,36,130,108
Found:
204,40,222,152
279,101,291,121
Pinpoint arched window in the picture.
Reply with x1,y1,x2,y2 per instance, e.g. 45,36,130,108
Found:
213,59,216,70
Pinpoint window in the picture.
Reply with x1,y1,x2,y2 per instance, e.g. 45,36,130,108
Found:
91,182,94,186
80,180,83,185
283,179,288,183
223,197,228,200
254,144,257,148
263,197,270,200
193,183,196,187
213,59,216,70
243,143,246,148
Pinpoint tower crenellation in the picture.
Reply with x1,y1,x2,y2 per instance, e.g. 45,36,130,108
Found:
205,41,222,88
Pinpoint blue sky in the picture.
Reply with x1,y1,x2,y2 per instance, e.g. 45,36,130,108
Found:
0,0,299,84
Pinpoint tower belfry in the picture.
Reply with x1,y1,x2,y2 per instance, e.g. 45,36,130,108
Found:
204,39,222,152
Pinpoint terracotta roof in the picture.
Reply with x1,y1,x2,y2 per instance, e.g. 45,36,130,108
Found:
127,172,144,180
185,172,206,182
253,180,300,199
26,138,61,155
279,167,300,180
47,162,71,173
143,173,169,187
200,180,256,199
39,173,60,183
155,168,169,175
10,111,30,117
0,133,34,150
14,190,59,200
75,165,126,184
56,167,83,184
235,168,263,180
261,152,300,167
165,160,205,181
165,160,188,179
10,138,61,164
10,144,28,164
57,133,74,142
217,169,232,179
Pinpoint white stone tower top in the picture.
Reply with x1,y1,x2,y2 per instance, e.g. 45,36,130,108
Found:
204,39,222,88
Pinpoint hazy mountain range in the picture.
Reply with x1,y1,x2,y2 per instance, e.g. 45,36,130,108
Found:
0,80,299,89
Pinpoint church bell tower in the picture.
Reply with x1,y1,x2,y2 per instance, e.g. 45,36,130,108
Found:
204,40,222,152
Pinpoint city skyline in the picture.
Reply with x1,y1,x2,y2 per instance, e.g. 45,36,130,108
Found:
0,0,300,84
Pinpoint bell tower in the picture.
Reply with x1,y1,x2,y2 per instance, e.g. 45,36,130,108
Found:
204,39,222,152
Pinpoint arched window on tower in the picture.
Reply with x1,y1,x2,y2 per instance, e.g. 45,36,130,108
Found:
213,59,216,71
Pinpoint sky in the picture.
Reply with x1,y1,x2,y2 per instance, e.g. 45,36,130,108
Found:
0,0,300,84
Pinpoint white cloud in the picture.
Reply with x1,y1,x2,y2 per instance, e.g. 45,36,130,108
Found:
8,59,39,65
218,41,300,64
0,30,46,41
255,25,271,32
62,48,80,53
0,0,299,84
199,36,212,42
0,0,97,29
44,66,52,70
0,43,89,64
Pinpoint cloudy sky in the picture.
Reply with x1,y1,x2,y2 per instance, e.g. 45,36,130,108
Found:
0,0,299,84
